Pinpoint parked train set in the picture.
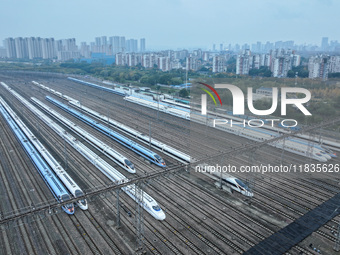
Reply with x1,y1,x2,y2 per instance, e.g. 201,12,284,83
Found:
32,98,136,174
45,96,167,167
67,77,125,96
0,97,79,214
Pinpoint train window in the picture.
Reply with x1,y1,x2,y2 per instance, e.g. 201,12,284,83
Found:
235,179,250,191
154,154,164,163
61,194,71,202
124,159,135,169
152,205,161,211
79,199,87,206
75,190,84,197
223,179,237,188
65,203,74,210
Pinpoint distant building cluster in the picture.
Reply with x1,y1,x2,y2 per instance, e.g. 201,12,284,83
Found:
236,49,301,78
4,37,80,61
1,35,340,81
2,36,146,61
307,55,340,81
81,36,146,58
216,37,340,53
114,49,232,73
114,49,213,72
235,50,340,81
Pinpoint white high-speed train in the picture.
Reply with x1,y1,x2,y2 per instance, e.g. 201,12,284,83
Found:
222,177,254,197
207,170,253,197
121,181,166,220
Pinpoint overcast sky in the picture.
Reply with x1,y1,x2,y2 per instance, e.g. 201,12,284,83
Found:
1,0,338,50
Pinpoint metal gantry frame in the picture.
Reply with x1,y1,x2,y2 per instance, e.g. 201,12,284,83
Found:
245,147,257,193
307,131,317,164
280,137,286,165
135,181,145,253
116,189,121,229
334,220,340,251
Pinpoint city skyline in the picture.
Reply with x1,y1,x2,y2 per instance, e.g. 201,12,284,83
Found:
1,0,339,49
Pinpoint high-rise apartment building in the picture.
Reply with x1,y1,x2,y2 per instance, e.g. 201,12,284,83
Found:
27,37,42,59
113,36,120,53
236,50,251,75
41,38,56,59
140,38,145,52
212,55,226,73
0,47,6,58
126,39,138,52
120,37,126,52
5,38,17,58
14,37,29,59
141,53,157,68
62,38,77,51
308,55,329,81
186,56,199,71
115,53,127,65
158,57,170,71
127,53,138,66
272,56,291,77
95,37,101,47
80,42,91,58
329,56,340,73
292,54,301,67
321,37,329,51
252,55,261,69
101,36,107,46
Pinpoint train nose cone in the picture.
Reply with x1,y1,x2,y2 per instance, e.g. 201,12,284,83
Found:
324,154,331,160
157,211,166,220
126,167,136,174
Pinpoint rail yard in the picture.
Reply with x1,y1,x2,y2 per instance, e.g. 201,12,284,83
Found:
1,71,340,255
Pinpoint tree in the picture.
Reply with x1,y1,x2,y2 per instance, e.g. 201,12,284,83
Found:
263,70,272,77
179,88,189,98
329,72,340,78
287,70,295,78
170,77,183,85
